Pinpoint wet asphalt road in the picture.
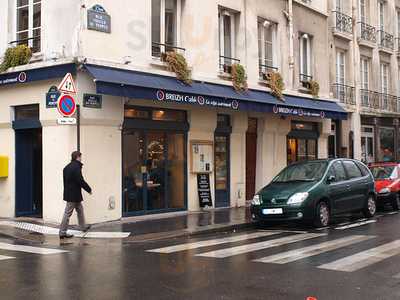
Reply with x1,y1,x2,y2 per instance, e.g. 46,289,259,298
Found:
1,211,400,300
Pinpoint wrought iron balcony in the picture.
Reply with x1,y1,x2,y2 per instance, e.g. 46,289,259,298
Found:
357,22,376,43
360,89,380,109
9,35,41,53
377,30,394,50
360,89,400,113
152,42,186,60
259,64,279,80
219,56,241,74
332,83,355,105
379,93,398,112
299,74,313,89
333,11,353,35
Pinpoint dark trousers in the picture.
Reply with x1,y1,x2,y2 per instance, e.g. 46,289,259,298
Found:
59,202,86,235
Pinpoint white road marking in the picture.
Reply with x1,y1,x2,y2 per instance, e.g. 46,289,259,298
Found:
0,255,15,261
393,272,400,279
334,220,376,230
315,227,330,231
147,231,283,253
386,212,399,215
196,233,326,258
253,235,375,264
0,221,130,239
0,242,67,255
318,240,400,272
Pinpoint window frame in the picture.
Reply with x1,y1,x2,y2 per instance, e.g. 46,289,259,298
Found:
359,0,367,23
299,33,312,78
336,50,346,85
219,8,236,62
360,57,369,90
380,62,389,95
257,18,277,69
15,0,41,53
378,1,385,30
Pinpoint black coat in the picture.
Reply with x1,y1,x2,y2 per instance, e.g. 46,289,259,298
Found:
63,160,92,202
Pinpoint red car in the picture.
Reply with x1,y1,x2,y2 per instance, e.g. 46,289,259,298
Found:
369,162,400,211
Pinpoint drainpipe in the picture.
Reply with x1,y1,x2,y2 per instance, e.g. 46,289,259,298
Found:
288,0,294,90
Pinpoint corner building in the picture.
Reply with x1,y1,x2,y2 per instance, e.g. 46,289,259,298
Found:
0,0,347,223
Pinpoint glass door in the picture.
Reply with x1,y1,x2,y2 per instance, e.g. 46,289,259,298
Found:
361,126,374,163
215,134,230,208
287,138,318,165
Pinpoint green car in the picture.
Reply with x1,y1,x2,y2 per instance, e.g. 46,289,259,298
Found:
250,159,376,227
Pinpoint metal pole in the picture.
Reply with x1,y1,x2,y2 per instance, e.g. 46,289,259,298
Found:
77,104,80,152
288,0,294,90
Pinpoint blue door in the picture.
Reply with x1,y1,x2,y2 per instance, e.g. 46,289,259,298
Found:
15,129,42,217
215,134,230,208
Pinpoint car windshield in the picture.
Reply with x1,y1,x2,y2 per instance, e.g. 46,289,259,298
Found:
370,166,396,180
273,161,328,183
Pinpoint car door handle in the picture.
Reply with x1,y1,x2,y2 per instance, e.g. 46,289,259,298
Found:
346,185,351,190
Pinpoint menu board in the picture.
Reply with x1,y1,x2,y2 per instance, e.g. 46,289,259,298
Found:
197,173,212,207
191,141,213,173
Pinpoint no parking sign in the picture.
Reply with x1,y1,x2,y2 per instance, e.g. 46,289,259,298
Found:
57,94,76,117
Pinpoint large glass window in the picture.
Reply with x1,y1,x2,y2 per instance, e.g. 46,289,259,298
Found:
16,0,41,53
361,126,374,163
219,8,237,68
378,127,395,162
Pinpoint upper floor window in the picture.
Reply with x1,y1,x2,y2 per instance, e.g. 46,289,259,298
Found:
397,10,400,38
336,0,342,12
299,33,312,83
380,62,389,94
16,0,41,53
360,57,369,90
219,8,239,72
336,51,345,85
359,0,367,23
151,0,181,57
258,18,277,74
378,1,385,30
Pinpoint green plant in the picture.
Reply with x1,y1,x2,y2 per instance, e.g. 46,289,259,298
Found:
165,51,192,85
266,71,285,101
309,80,320,98
231,63,248,92
0,45,32,72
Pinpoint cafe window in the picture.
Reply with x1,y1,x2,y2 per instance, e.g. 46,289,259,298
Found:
16,0,41,53
287,122,318,164
124,107,186,122
14,104,39,120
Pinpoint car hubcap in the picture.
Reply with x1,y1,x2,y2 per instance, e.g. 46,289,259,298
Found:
320,204,329,226
368,197,376,215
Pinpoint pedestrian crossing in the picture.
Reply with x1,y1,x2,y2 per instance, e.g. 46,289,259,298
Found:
0,241,68,262
147,230,400,277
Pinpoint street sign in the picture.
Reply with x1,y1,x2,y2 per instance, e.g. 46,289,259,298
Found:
57,94,77,117
83,93,102,108
58,73,77,94
57,118,77,125
46,86,61,108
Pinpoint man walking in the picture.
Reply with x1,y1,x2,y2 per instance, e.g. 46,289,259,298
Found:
59,151,92,239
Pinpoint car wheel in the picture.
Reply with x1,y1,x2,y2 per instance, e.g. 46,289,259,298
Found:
314,201,330,228
391,193,400,211
363,195,377,218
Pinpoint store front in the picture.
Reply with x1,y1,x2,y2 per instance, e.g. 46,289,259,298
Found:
122,106,188,216
287,121,319,164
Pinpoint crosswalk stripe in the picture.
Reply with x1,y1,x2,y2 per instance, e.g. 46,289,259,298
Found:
196,233,325,258
0,255,15,261
253,235,375,264
0,242,68,255
334,220,376,230
318,240,400,272
147,231,283,254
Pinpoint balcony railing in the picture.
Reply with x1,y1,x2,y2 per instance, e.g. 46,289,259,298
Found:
333,11,353,34
259,64,279,80
152,42,186,60
377,30,394,50
299,74,312,88
9,35,41,53
360,89,400,113
219,56,240,74
332,83,355,105
357,22,376,43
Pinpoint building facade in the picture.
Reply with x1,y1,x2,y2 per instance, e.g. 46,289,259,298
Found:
0,0,347,224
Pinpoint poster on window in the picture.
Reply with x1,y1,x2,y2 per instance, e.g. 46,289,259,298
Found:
191,141,213,173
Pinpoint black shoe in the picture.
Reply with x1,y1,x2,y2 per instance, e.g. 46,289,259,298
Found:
60,233,74,239
82,225,91,232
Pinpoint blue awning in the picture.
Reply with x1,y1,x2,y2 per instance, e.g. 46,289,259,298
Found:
85,64,347,120
0,63,76,87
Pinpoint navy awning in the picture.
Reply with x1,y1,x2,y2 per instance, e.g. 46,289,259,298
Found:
0,63,76,87
85,64,347,120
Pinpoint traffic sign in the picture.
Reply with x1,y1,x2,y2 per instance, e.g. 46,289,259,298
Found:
57,118,77,125
57,94,76,117
58,73,77,94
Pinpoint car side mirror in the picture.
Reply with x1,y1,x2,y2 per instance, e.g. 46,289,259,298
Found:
327,175,336,184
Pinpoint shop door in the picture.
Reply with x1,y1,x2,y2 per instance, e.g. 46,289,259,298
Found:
123,130,186,215
246,118,257,200
15,129,42,217
361,126,374,163
287,138,317,165
215,134,230,207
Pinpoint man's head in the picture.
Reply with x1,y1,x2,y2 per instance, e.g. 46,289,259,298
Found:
71,151,82,162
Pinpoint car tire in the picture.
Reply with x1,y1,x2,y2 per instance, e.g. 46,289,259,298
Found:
363,195,377,218
391,193,400,211
314,201,330,228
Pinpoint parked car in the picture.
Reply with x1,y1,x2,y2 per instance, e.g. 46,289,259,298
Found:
250,159,376,227
368,162,400,211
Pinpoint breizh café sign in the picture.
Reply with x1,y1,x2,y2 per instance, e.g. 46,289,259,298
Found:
156,90,240,110
0,72,27,86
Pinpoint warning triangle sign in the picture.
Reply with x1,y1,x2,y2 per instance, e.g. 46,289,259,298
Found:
58,73,77,94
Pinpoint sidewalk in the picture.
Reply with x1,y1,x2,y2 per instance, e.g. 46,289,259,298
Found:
0,206,255,244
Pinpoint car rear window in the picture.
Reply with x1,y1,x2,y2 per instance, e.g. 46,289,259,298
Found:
343,161,362,179
370,166,397,180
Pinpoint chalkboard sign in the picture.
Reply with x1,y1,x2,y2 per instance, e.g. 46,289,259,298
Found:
197,173,212,207
83,93,102,108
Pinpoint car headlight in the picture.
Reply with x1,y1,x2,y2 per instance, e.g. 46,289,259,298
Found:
287,192,309,205
379,187,391,194
251,195,261,206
